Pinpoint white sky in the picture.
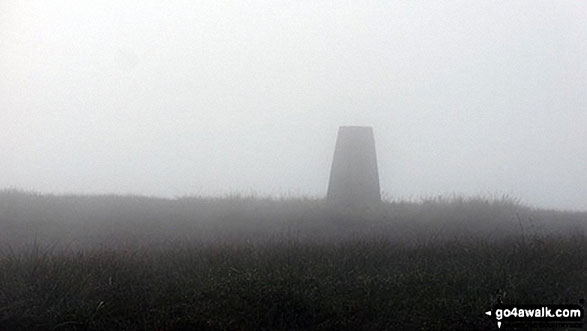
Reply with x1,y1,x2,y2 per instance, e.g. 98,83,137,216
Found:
1,0,586,210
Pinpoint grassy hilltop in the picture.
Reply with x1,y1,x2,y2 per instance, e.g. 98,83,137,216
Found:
0,190,585,330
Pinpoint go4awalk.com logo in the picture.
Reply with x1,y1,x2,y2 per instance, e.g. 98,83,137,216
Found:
485,300,584,329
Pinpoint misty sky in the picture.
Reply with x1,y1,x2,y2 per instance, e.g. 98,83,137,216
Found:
1,1,586,210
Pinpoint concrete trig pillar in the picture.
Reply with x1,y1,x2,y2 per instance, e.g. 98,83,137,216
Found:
327,126,381,206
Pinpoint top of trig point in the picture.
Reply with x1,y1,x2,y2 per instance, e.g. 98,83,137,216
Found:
338,125,374,131
339,125,372,128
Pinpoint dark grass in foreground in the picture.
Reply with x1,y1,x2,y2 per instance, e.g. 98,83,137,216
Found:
1,238,585,330
0,191,586,330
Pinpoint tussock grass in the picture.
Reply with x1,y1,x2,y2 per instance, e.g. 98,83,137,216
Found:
0,190,585,330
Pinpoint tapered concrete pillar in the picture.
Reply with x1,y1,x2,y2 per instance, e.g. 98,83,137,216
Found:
327,126,381,206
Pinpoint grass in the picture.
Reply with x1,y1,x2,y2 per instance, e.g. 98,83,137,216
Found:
0,190,585,330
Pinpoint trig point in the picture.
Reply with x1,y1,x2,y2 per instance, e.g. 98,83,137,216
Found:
327,126,381,207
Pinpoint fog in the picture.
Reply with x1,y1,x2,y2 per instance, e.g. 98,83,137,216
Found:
1,1,585,210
